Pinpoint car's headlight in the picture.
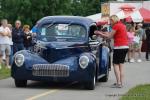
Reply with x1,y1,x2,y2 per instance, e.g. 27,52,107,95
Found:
79,56,89,69
15,54,24,67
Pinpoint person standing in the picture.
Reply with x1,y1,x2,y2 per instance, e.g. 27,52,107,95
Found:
0,19,11,69
145,26,150,60
12,20,24,54
23,25,32,50
95,15,128,88
134,23,145,62
127,26,135,63
7,24,13,65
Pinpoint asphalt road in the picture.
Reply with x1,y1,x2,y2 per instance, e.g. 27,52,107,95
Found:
0,56,150,100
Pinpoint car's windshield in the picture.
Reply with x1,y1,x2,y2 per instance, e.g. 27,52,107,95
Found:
39,23,87,42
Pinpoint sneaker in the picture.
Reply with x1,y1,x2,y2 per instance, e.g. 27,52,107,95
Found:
111,83,123,88
117,84,123,88
111,83,117,88
130,59,135,63
137,59,142,62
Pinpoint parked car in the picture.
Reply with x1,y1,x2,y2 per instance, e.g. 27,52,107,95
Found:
11,16,111,90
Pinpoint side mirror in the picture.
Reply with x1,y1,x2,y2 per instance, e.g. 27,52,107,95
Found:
91,35,103,42
91,35,97,40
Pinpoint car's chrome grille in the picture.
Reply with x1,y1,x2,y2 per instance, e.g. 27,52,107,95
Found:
32,64,69,77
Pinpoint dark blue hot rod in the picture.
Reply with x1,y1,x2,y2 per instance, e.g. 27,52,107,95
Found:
11,16,111,90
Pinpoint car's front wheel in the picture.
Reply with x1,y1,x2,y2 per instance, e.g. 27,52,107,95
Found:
15,79,27,87
84,75,96,90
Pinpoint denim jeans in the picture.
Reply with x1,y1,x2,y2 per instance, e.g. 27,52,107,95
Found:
13,43,24,54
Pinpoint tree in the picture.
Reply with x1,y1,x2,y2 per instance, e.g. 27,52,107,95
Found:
0,0,100,26
71,0,100,16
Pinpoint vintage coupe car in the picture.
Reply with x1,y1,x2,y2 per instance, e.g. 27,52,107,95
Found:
11,16,111,90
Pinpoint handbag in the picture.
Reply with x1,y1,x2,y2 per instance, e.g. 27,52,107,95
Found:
133,36,140,43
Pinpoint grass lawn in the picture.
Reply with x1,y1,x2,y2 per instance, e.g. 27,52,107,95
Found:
0,65,11,80
120,84,150,100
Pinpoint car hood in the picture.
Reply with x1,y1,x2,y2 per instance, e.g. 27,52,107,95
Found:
36,41,90,63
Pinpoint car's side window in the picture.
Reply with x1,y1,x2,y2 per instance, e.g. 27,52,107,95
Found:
89,25,98,41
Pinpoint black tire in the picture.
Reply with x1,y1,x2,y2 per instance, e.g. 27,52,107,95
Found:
84,75,96,90
15,79,27,87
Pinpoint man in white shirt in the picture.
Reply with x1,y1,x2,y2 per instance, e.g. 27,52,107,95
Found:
0,19,11,69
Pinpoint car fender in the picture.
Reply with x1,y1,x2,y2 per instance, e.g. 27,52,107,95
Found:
13,50,49,70
79,53,96,76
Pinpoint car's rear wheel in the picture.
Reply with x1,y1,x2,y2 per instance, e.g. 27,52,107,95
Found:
15,79,27,87
84,75,96,90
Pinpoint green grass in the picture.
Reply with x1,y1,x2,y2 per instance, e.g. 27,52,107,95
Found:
120,84,150,100
0,65,11,80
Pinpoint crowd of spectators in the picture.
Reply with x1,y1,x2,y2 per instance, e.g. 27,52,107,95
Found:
0,19,35,69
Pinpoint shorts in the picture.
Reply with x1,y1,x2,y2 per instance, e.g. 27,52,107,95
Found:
113,49,128,64
0,44,11,56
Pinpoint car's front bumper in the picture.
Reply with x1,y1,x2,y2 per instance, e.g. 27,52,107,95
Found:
11,64,95,82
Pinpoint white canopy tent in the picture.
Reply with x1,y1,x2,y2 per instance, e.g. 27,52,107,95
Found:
86,13,109,25
130,10,143,22
86,13,102,22
116,10,127,19
116,8,150,23
127,8,150,23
